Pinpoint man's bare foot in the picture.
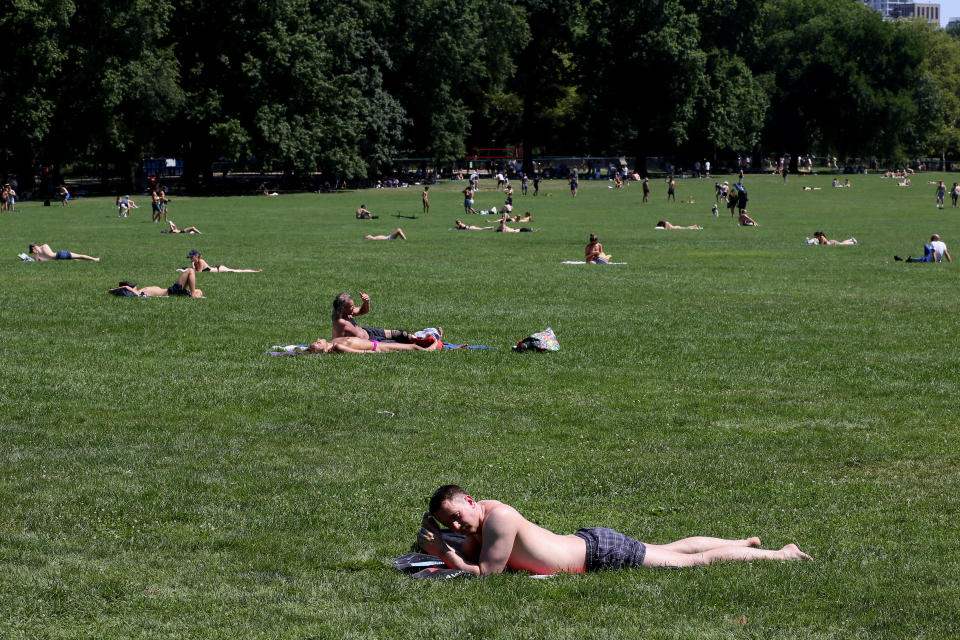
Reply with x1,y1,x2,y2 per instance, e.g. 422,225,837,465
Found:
425,339,441,350
93,257,101,262
781,544,813,561
746,536,761,548
437,326,443,339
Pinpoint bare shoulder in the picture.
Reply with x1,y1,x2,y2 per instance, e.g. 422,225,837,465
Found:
481,501,524,526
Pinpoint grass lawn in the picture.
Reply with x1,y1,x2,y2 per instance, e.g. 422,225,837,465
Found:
1,173,958,638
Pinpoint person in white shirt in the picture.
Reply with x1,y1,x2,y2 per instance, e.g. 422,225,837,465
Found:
896,234,952,263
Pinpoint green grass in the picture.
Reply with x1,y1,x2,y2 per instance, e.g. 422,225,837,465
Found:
1,174,958,638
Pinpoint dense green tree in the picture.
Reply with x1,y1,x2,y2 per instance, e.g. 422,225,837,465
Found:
383,0,529,164
576,0,706,166
169,0,403,185
508,0,582,174
758,0,932,167
0,0,74,192
902,20,960,166
44,0,182,189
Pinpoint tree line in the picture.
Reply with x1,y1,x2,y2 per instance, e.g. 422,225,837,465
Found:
3,0,960,190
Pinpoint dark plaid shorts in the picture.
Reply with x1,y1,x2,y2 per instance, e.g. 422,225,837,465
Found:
573,527,647,571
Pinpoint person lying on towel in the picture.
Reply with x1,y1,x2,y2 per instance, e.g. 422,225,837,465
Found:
307,336,441,354
417,484,812,576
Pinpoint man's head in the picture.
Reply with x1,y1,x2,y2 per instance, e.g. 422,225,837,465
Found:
931,234,941,241
28,243,38,253
333,292,354,318
428,485,479,533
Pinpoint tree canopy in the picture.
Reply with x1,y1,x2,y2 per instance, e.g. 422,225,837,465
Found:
0,0,951,188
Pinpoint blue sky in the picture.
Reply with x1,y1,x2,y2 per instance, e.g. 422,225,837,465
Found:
940,1,960,24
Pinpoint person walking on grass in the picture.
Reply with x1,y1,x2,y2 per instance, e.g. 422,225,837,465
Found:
29,243,100,262
666,176,676,202
936,181,945,209
151,188,162,222
418,485,812,576
422,186,430,214
642,177,650,203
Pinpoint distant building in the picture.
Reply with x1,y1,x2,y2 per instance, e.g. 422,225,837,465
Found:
890,2,940,22
948,17,960,29
861,0,941,24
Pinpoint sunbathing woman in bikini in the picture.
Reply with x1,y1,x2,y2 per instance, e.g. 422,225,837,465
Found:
307,336,441,354
655,220,703,230
585,234,612,264
163,221,201,234
365,228,406,240
187,250,262,273
455,219,495,230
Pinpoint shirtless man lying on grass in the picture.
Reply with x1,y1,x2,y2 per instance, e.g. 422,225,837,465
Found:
109,268,204,298
29,243,100,262
417,485,812,576
307,336,441,354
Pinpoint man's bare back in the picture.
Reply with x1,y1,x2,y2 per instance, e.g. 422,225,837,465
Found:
443,499,587,575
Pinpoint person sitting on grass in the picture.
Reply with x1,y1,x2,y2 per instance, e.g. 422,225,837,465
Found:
117,194,138,217
895,234,952,263
455,219,495,230
307,336,441,354
417,485,812,576
737,211,760,227
365,228,405,240
585,233,611,264
331,292,440,345
109,268,204,298
187,249,262,273
655,220,703,230
162,221,202,234
29,243,100,262
806,231,856,245
356,204,377,219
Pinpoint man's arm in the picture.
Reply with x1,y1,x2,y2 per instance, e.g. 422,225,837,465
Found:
354,292,370,316
944,249,952,263
418,511,517,576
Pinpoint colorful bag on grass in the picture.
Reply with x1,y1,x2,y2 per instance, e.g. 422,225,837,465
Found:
513,327,559,352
